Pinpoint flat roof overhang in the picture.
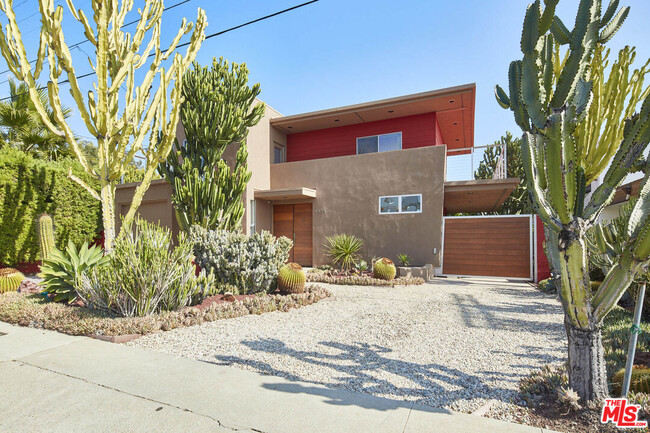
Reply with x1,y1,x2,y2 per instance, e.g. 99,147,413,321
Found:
444,178,520,213
611,178,642,205
254,187,317,201
270,84,476,152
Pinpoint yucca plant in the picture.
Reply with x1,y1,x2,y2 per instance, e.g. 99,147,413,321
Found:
324,234,364,270
397,253,412,267
40,240,108,303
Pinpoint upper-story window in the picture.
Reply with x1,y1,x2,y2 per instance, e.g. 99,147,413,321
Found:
356,132,402,155
273,142,285,163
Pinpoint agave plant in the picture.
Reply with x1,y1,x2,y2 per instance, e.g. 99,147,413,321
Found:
397,253,412,267
40,240,108,303
324,234,364,270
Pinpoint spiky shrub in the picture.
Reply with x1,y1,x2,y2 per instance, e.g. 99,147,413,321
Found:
160,58,264,232
495,0,650,401
189,225,292,294
373,258,396,281
0,268,24,293
37,213,55,261
324,234,364,270
39,240,108,304
277,263,306,294
397,253,412,267
612,366,650,395
78,218,214,317
0,0,207,252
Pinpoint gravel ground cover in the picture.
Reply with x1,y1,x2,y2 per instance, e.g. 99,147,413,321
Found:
129,278,566,413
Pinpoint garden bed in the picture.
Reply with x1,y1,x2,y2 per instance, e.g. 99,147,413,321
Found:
0,285,330,338
306,269,425,286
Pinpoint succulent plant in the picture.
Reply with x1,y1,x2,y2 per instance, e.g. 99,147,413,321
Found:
0,268,24,293
277,263,306,294
612,366,650,395
38,213,55,261
373,258,396,281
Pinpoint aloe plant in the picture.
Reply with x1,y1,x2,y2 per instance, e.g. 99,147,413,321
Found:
496,0,650,401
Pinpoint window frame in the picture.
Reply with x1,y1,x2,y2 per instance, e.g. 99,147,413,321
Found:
249,199,256,233
356,131,402,155
378,194,423,215
273,142,285,164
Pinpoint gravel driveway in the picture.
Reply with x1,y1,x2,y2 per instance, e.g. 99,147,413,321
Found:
129,279,566,412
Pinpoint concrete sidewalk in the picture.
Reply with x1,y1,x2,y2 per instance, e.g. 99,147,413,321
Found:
0,322,557,433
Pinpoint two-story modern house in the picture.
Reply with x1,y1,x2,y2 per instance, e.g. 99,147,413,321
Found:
116,83,522,274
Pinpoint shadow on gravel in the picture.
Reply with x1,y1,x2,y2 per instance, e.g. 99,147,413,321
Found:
212,339,512,409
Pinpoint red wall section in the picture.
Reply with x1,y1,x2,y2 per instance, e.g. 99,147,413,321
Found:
286,112,441,162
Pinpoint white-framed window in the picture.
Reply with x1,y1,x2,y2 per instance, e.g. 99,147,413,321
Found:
357,132,402,154
378,194,422,214
249,199,256,233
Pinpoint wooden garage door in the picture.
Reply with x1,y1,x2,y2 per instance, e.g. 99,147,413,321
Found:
273,203,313,266
442,215,532,279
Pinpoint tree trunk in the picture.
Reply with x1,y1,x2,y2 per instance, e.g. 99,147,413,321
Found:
565,318,609,403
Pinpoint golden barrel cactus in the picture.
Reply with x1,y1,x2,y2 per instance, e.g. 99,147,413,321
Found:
0,268,24,293
373,258,396,281
277,263,306,294
612,366,650,395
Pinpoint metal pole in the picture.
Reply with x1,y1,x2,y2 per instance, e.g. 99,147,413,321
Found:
622,281,646,397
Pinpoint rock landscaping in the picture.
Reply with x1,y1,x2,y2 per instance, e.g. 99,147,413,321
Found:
129,279,566,413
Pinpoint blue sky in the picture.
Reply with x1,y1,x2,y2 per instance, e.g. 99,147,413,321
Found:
1,0,649,148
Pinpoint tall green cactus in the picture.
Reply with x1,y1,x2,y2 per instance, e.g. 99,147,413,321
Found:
159,58,264,232
37,213,55,261
496,0,650,402
0,0,207,252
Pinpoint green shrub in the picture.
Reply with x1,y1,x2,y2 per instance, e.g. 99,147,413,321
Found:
537,277,556,293
78,218,215,317
189,225,292,294
0,148,101,265
396,253,412,267
324,234,364,270
39,240,108,304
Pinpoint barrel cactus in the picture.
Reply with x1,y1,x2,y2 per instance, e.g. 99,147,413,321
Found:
0,268,24,293
373,258,396,281
612,366,650,395
277,263,306,294
38,213,55,261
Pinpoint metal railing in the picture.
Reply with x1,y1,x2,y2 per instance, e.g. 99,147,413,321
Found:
445,142,507,181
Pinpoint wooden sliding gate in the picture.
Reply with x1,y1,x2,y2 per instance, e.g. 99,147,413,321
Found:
441,215,534,280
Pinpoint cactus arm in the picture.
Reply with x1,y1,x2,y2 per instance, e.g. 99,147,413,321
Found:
559,239,592,329
544,113,573,223
592,261,637,322
539,0,559,34
599,6,629,43
509,61,531,132
495,85,511,109
600,0,620,28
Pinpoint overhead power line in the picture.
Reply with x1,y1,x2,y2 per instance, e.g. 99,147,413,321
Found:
0,0,194,78
0,0,319,102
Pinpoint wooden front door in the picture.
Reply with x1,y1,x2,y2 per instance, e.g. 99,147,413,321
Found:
273,203,313,266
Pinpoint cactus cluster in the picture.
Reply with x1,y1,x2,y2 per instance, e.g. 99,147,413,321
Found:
277,263,306,294
0,268,24,293
612,366,650,395
38,213,55,261
373,258,396,281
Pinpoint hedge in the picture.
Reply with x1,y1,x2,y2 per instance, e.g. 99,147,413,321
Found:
0,148,102,265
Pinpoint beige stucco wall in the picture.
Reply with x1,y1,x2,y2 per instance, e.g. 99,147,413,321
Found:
269,145,446,267
115,179,179,239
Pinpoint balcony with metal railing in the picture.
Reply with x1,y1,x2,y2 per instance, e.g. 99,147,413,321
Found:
445,142,507,182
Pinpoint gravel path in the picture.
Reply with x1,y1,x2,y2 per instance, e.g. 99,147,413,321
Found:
128,279,566,413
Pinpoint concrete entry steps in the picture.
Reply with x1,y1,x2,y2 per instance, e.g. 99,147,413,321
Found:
0,322,559,433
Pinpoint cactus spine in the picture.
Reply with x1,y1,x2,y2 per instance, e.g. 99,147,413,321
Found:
0,268,24,293
38,213,55,261
496,0,650,402
277,263,306,294
373,258,396,281
0,0,207,252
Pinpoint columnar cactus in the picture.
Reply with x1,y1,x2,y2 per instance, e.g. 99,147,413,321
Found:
277,263,306,294
0,268,24,293
496,0,650,401
373,258,396,281
0,0,207,252
38,213,55,261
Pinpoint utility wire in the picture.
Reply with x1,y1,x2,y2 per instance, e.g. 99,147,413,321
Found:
0,0,194,78
0,0,319,103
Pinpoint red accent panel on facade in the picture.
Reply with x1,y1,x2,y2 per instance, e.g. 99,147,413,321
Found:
286,113,441,162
